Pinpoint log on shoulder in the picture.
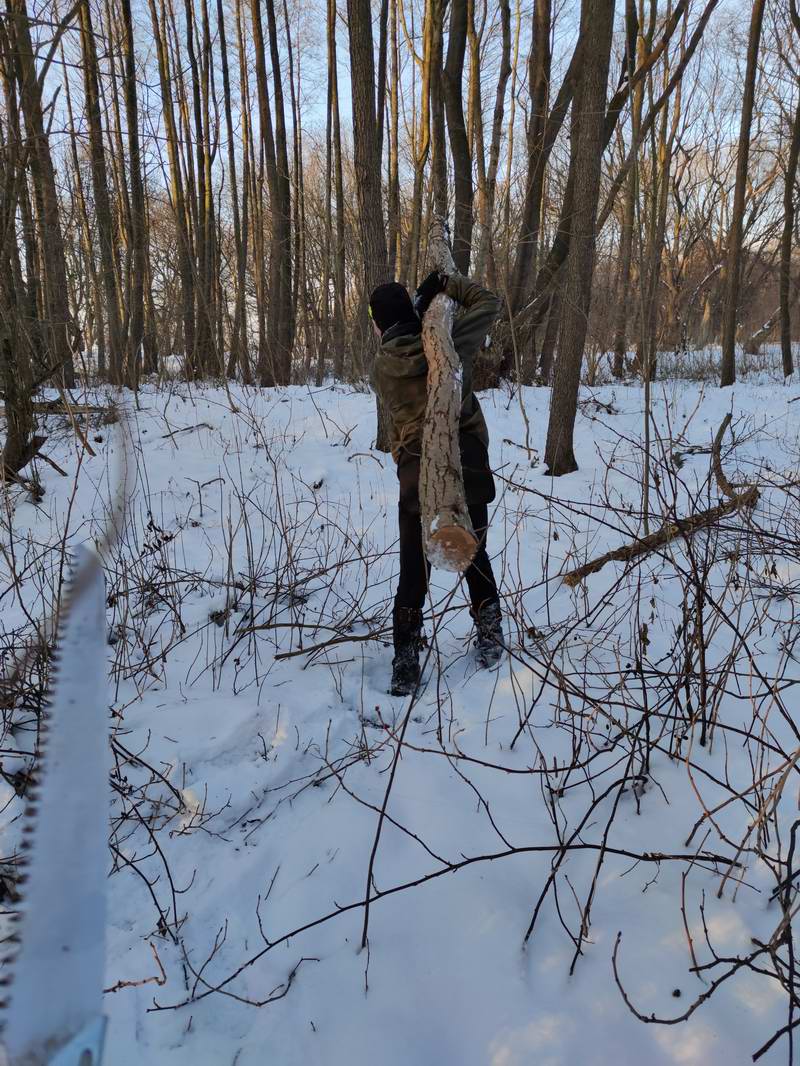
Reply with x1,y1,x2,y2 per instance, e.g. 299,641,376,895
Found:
420,219,477,572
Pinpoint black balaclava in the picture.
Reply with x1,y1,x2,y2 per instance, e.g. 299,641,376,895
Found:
369,282,417,334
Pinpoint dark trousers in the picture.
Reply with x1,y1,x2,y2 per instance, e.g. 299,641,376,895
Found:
395,501,499,612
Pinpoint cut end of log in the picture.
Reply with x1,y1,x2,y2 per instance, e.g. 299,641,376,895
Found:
427,525,478,573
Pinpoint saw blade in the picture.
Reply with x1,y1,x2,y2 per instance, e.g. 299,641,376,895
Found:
1,547,109,1065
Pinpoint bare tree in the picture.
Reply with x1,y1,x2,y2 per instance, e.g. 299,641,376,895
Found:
0,0,793,431
78,0,123,384
9,0,76,386
543,0,616,477
347,0,389,293
719,0,766,387
442,0,473,274
346,0,390,447
780,0,800,378
119,0,148,382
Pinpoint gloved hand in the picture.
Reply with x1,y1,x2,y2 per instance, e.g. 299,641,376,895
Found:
413,270,449,318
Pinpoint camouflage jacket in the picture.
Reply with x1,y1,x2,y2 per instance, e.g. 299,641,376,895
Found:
371,275,501,460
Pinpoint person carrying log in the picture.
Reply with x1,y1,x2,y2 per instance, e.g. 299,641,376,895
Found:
370,269,503,696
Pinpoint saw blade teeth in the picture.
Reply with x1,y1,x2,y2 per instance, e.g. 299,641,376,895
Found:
1,547,108,1042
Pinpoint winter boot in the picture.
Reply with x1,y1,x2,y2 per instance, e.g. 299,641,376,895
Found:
390,606,424,696
472,599,504,668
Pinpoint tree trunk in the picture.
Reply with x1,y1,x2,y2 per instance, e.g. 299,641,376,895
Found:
466,0,484,276
265,0,294,384
442,0,473,274
402,0,432,288
638,21,682,382
347,0,390,447
10,0,76,386
217,0,248,380
507,0,554,315
0,86,36,475
780,65,800,377
180,0,211,376
282,0,306,380
78,0,123,385
147,0,196,375
473,0,511,282
612,168,636,377
328,0,347,377
387,0,401,278
499,1,522,291
430,0,448,221
719,0,765,387
0,318,35,476
612,0,646,378
420,219,477,571
120,0,146,386
743,306,780,355
538,283,561,384
543,0,615,476
347,0,389,291
523,0,702,333
250,0,280,385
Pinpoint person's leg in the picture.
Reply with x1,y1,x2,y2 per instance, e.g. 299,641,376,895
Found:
465,502,503,666
390,502,430,695
464,503,499,608
395,504,430,611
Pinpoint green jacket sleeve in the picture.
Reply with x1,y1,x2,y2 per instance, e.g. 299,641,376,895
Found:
445,275,501,362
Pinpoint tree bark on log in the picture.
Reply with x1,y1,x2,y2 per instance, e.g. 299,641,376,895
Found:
420,219,477,572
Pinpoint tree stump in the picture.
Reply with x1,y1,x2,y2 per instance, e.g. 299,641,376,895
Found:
419,219,477,572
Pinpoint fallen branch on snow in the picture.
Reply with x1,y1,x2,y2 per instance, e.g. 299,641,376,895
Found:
562,414,758,588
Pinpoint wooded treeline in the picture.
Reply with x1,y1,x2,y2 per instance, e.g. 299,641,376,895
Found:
0,0,799,473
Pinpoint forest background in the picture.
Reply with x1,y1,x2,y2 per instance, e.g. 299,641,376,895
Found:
1,0,799,477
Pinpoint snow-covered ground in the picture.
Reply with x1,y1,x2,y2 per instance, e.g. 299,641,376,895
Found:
4,374,800,1064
